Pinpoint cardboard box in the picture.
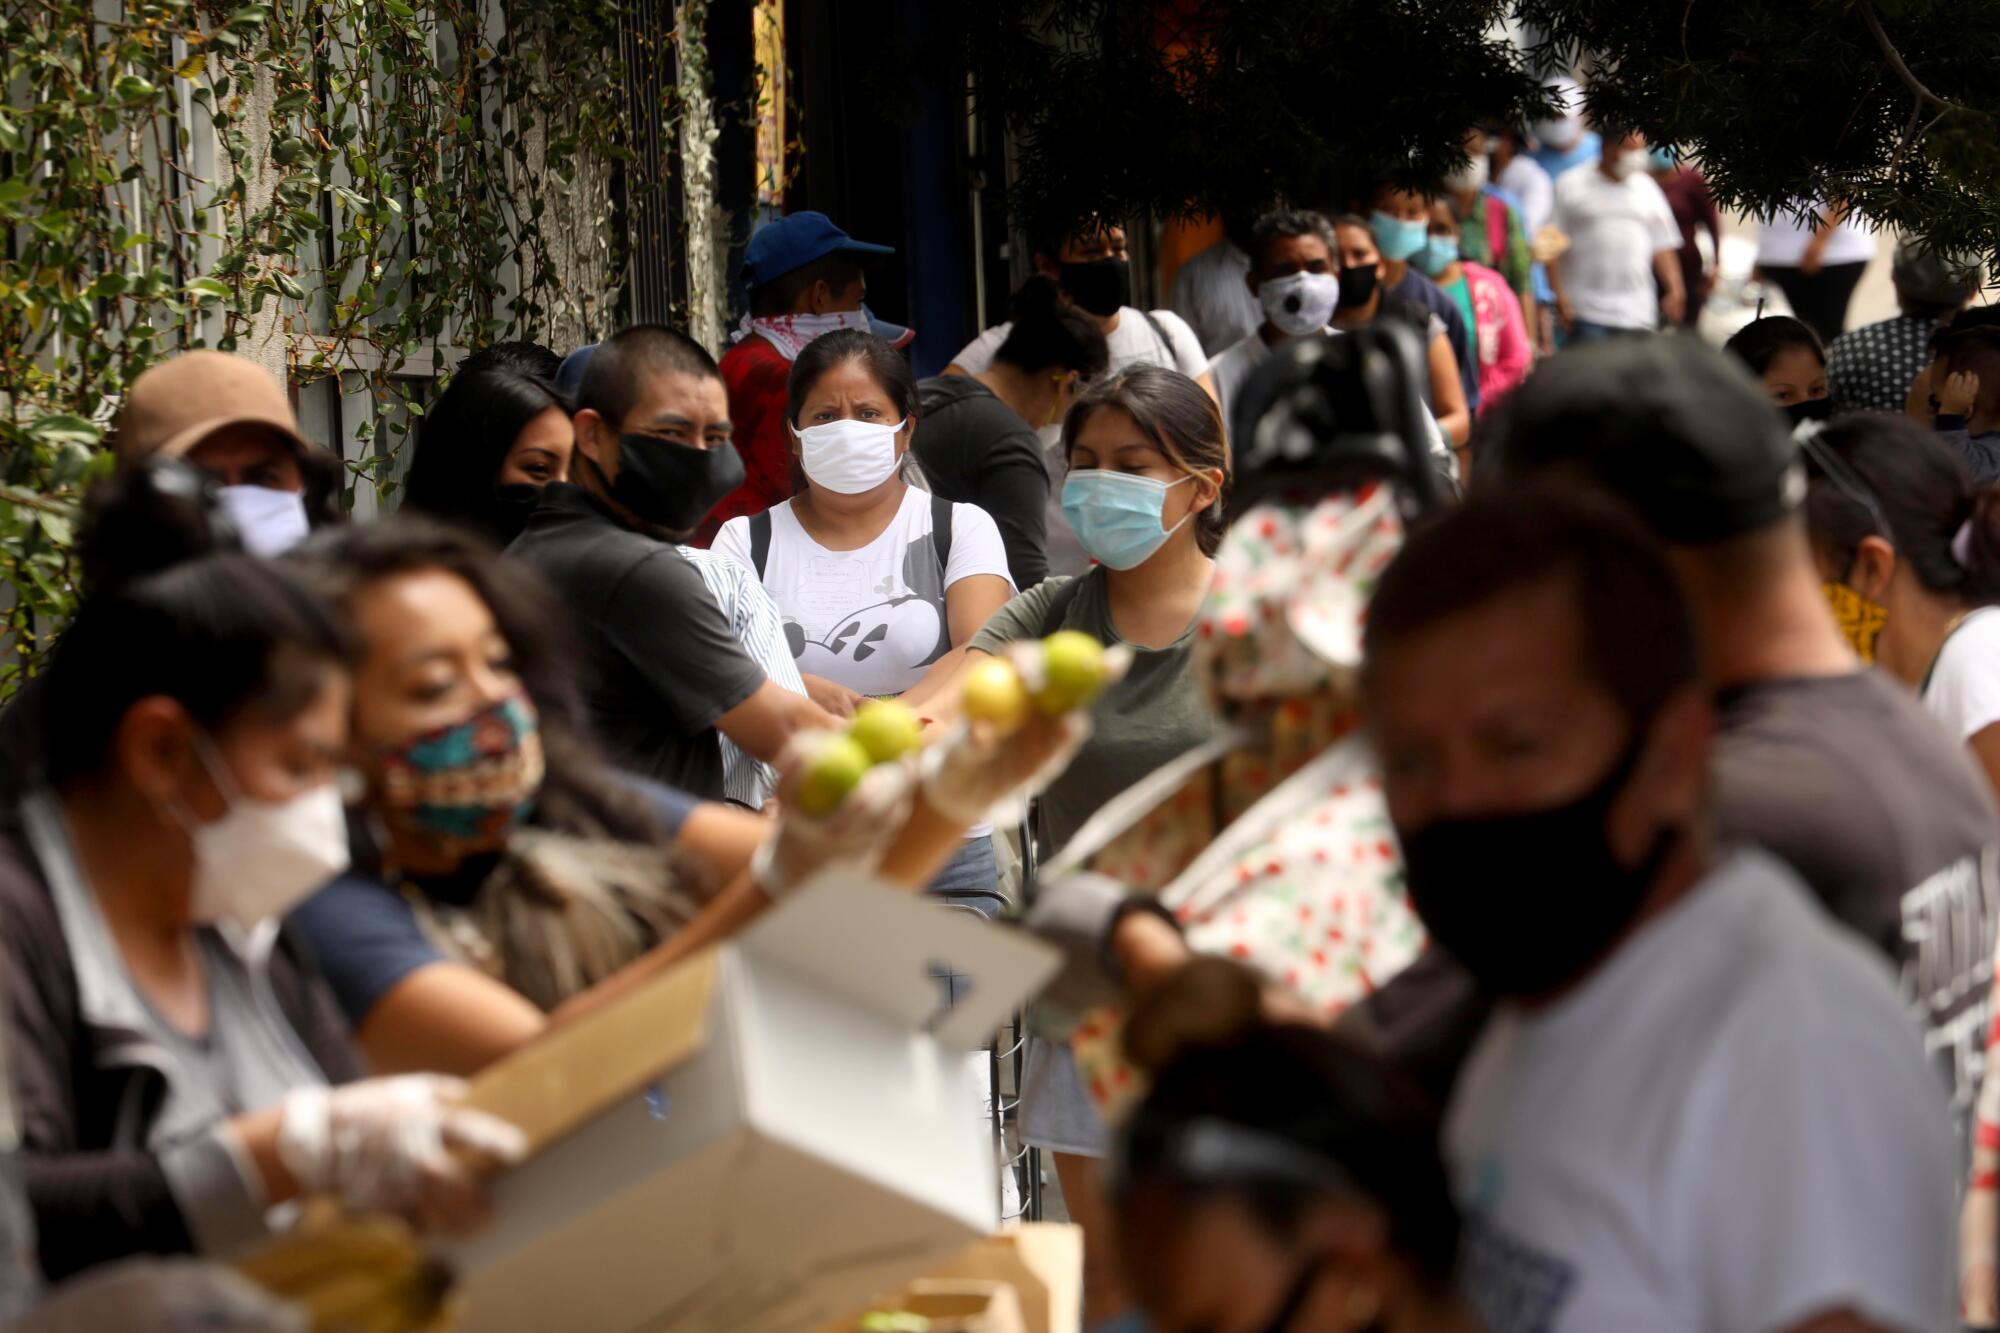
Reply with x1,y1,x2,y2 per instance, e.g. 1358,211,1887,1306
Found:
444,873,1058,1333
820,1225,1083,1333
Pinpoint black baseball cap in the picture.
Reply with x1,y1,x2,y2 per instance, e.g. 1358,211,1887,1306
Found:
1481,337,1804,543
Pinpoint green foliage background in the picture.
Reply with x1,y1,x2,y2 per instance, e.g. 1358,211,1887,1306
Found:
0,0,641,697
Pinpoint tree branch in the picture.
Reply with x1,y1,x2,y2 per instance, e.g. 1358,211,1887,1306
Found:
1859,0,1959,111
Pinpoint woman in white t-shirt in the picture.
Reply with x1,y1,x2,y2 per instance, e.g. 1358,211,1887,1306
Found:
1806,417,2000,1324
1756,197,1877,342
713,329,1017,896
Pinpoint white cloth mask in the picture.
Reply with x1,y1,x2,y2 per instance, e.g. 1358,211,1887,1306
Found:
217,485,311,557
793,417,906,494
1258,271,1341,337
171,732,351,926
1445,156,1491,193
1610,150,1651,181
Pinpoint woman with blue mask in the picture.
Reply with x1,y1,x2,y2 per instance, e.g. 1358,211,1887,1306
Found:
923,364,1231,1325
1412,198,1532,429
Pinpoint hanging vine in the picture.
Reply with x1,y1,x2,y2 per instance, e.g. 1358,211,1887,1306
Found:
0,0,679,698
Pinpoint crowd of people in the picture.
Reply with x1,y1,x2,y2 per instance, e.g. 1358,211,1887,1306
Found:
4,80,2000,1333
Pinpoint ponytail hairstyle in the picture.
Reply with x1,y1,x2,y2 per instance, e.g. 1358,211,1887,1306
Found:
1804,412,2000,604
994,276,1111,380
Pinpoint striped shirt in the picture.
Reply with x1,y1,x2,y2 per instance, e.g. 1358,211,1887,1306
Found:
673,544,806,809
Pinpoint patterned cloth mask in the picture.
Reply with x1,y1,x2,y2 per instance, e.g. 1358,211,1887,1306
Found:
379,693,546,857
1824,581,1888,663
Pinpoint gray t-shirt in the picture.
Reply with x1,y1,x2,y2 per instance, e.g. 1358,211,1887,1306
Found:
969,569,1223,858
1712,670,2000,1151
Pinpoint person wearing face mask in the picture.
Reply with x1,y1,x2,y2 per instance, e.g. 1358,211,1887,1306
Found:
0,554,526,1281
944,221,1208,382
695,211,909,547
917,365,1229,1324
1830,242,1983,415
1934,328,2000,484
1525,76,1602,182
1362,185,1479,414
401,365,574,545
1363,336,2000,1183
1366,486,1953,1333
1755,197,1876,342
1545,131,1684,340
1198,208,1347,437
1329,215,1472,458
1442,129,1537,339
112,350,343,554
1413,198,1531,418
917,275,1111,588
1651,145,1723,332
714,330,1017,897
1114,997,1474,1333
1724,316,1833,428
507,324,840,803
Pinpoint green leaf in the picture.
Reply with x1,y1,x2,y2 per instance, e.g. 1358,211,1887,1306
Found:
112,74,156,104
0,114,21,153
88,272,129,298
272,272,306,300
185,276,232,300
26,414,101,447
34,511,73,548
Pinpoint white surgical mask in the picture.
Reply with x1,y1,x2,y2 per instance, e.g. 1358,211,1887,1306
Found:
1609,150,1651,181
793,417,906,495
1444,156,1491,193
1257,271,1341,337
169,732,350,926
217,485,311,557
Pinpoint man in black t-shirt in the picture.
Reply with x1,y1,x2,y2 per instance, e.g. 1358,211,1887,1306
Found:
508,326,836,799
1353,338,2000,1154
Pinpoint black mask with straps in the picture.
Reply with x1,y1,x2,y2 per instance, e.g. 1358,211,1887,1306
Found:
1396,722,1680,998
1058,256,1132,319
588,432,746,536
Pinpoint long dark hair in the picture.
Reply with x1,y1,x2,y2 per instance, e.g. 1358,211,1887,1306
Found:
290,515,665,848
1115,963,1459,1290
43,553,354,786
1062,365,1231,555
994,276,1110,378
403,366,570,543
1805,412,2000,604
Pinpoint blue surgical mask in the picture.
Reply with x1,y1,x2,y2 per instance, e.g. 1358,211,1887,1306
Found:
1414,234,1460,279
1648,145,1677,172
1061,470,1195,570
1369,211,1428,264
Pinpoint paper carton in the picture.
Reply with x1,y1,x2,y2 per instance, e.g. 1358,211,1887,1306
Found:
443,873,1058,1333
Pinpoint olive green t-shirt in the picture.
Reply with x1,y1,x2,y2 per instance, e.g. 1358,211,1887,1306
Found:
969,568,1223,857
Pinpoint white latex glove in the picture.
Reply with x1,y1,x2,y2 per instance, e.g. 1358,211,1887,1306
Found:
752,731,918,897
276,1075,526,1232
921,711,1091,828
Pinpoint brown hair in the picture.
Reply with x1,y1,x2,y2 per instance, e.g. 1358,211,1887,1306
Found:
1062,365,1232,556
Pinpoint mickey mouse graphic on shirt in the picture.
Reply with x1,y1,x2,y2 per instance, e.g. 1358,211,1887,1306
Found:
783,534,952,696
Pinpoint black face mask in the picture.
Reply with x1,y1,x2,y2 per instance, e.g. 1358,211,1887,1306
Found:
1058,257,1131,319
1784,396,1834,427
608,433,745,535
1395,727,1677,997
493,483,543,543
1335,263,1379,310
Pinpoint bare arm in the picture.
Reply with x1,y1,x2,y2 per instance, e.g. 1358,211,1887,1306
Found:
1968,723,2000,808
355,963,548,1076
714,678,840,763
1427,331,1472,447
1654,248,1687,325
902,575,1014,711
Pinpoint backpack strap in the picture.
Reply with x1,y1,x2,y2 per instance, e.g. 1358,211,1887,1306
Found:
750,510,772,580
929,492,954,575
1140,309,1176,368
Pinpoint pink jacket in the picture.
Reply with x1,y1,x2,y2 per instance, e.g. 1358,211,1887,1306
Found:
1464,260,1531,412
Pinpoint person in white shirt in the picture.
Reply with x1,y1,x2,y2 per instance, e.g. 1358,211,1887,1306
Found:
1548,132,1684,339
1364,486,1954,1333
945,222,1207,380
713,329,1016,894
1169,214,1263,357
1757,197,1878,342
1197,208,1344,437
1492,126,1555,238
